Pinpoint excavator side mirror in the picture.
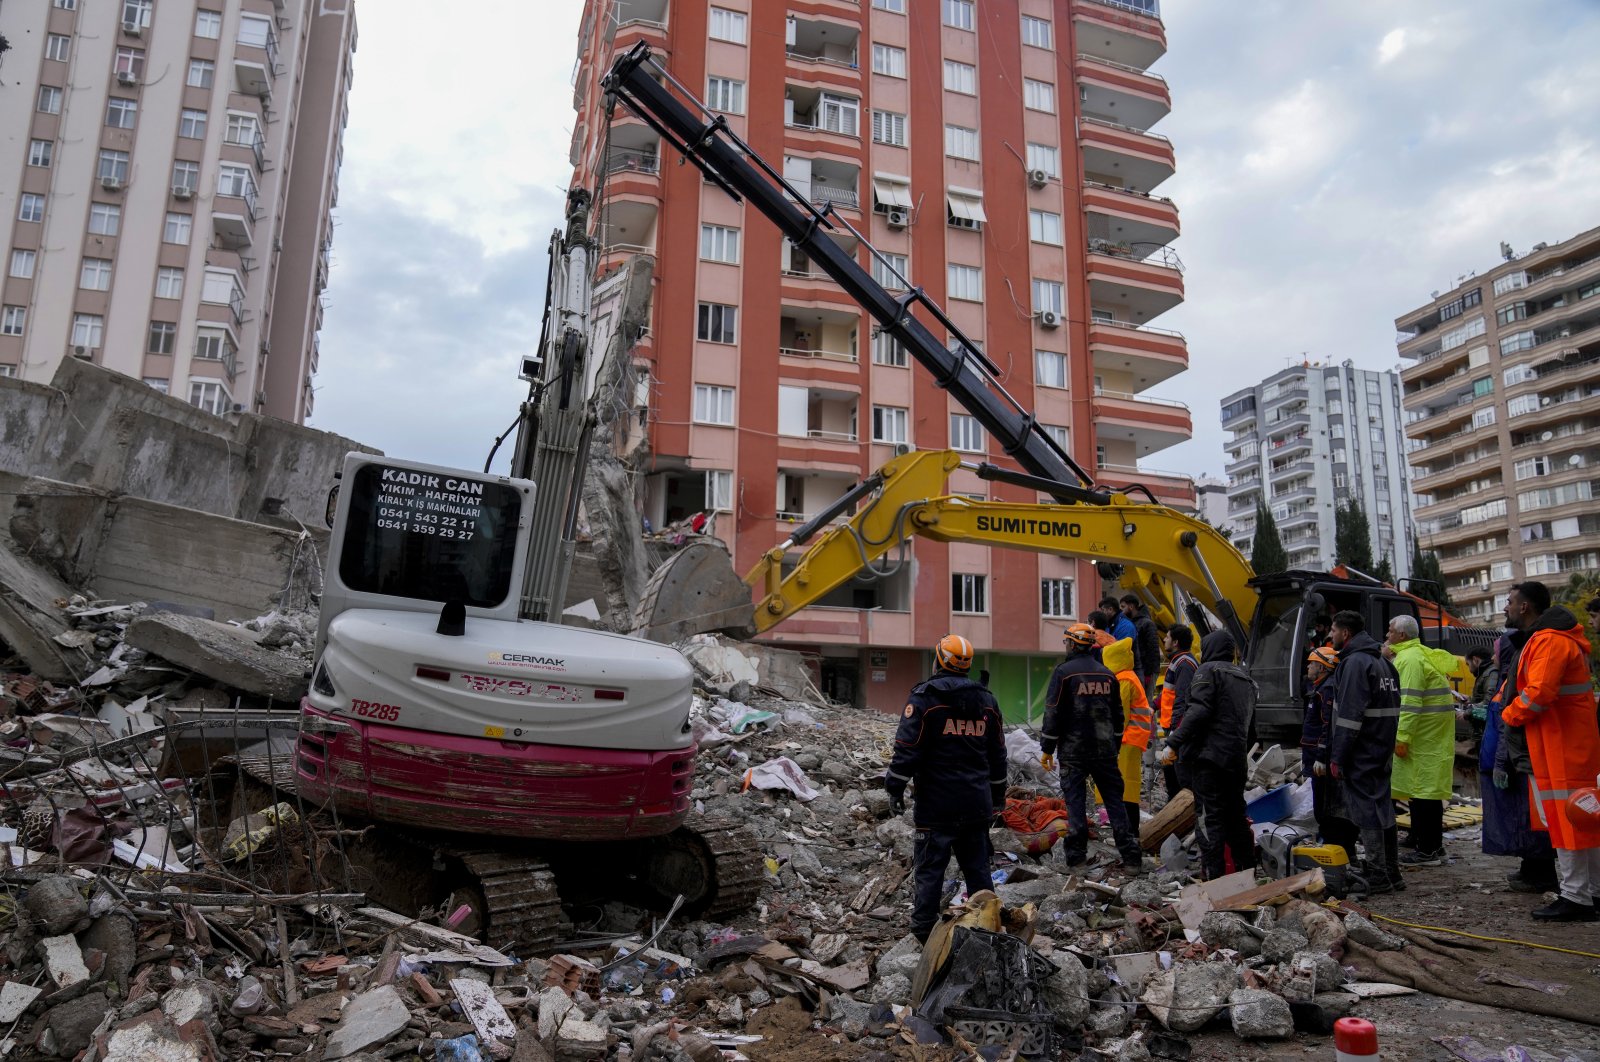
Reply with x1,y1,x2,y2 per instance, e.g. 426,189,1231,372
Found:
324,484,340,529
1306,592,1326,613
437,600,466,637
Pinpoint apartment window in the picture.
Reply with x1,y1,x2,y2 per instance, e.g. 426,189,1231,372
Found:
948,264,983,301
106,98,138,129
950,413,984,453
872,174,912,214
872,110,907,147
819,92,859,135
1499,330,1536,356
195,10,222,38
1032,279,1064,315
71,313,105,349
55,0,78,8
1472,406,1498,428
700,225,740,264
1041,578,1073,618
873,331,908,367
1503,363,1536,386
1021,15,1053,48
1506,394,1539,418
1029,209,1063,244
693,384,736,425
163,213,193,244
188,58,215,88
147,322,177,355
201,269,238,304
172,160,200,192
1493,272,1528,296
945,125,979,160
80,258,113,291
115,46,145,77
1036,350,1067,388
218,164,253,197
947,188,986,230
28,140,53,168
872,405,908,444
38,87,63,115
1,308,25,337
1044,424,1069,450
89,203,121,236
706,77,744,114
46,35,72,62
697,303,736,344
18,195,44,224
943,0,975,30
872,44,907,78
98,150,130,184
122,0,152,30
156,267,184,299
188,380,230,415
952,573,987,614
1023,79,1056,113
225,112,260,147
9,251,36,280
194,327,232,361
944,60,976,95
873,252,910,290
708,7,747,43
144,378,169,394
238,14,272,47
704,470,733,512
1026,143,1059,178
873,0,906,11
179,109,208,139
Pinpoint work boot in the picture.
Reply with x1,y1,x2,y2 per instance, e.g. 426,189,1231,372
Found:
1399,848,1444,867
1506,871,1558,893
1357,863,1406,895
1531,897,1598,922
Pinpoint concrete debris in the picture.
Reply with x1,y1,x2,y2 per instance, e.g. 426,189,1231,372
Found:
1140,961,1241,1032
125,611,309,701
1228,987,1295,1039
1342,910,1406,951
39,933,91,989
323,985,410,1059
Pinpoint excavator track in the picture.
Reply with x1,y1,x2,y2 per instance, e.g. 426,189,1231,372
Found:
447,848,564,955
681,818,765,919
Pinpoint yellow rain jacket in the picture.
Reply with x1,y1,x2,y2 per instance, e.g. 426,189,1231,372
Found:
1390,637,1461,802
1104,638,1153,804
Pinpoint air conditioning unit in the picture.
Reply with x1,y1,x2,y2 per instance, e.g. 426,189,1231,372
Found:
893,442,914,457
1028,169,1049,189
1040,310,1061,328
100,177,123,191
72,345,92,360
117,70,138,86
886,208,909,229
121,21,143,37
172,185,194,200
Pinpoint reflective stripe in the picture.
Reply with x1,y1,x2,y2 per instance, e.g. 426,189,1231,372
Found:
1364,707,1402,718
1401,704,1457,714
886,769,911,782
1400,687,1453,698
1517,692,1549,713
1539,787,1576,801
1559,683,1593,696
1531,780,1548,826
1335,717,1364,730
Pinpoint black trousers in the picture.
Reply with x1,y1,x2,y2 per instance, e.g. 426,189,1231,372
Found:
1312,773,1359,867
1062,754,1141,864
1192,761,1256,881
910,822,992,941
1361,824,1401,887
1408,798,1444,854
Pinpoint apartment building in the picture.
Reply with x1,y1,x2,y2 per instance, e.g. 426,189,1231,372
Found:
0,0,356,423
569,0,1190,715
1221,363,1414,578
1396,225,1600,624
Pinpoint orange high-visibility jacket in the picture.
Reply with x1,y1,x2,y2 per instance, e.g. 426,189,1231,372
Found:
1501,607,1600,850
1104,638,1154,750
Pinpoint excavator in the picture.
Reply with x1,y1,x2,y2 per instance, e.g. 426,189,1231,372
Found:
600,42,1494,741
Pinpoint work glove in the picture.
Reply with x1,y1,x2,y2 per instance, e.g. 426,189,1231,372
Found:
1039,752,1055,772
1157,746,1177,767
1469,705,1487,723
1394,741,1410,759
1330,762,1342,780
1493,767,1510,791
1312,761,1329,779
883,776,907,816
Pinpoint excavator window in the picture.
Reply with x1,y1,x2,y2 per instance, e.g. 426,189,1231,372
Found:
1246,591,1305,725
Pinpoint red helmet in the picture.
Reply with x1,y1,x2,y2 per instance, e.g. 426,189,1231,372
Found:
935,634,974,673
1568,785,1600,831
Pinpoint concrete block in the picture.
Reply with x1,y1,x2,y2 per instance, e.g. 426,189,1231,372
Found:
1228,988,1294,1039
0,536,77,681
450,978,517,1054
125,612,307,701
23,875,88,935
323,985,409,1060
39,934,91,990
0,981,41,1023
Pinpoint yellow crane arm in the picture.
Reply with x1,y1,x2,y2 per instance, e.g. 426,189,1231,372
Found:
744,450,1257,643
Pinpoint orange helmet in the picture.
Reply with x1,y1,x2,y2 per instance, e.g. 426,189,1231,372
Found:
1568,785,1600,831
935,634,974,673
1307,647,1338,670
1063,623,1098,649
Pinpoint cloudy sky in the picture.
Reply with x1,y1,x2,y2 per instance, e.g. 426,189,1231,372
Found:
309,0,1600,480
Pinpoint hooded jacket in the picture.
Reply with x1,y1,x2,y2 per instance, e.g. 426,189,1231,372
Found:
885,669,1007,827
1128,606,1161,684
1390,637,1461,802
1329,630,1401,829
1040,649,1122,764
1103,638,1155,750
1160,649,1198,729
1500,606,1600,850
1167,631,1255,769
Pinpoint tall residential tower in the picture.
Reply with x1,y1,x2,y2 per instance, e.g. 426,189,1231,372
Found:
0,0,356,422
570,0,1191,714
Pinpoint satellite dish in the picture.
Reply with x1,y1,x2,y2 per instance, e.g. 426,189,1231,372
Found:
1542,431,1554,441
1570,455,1583,466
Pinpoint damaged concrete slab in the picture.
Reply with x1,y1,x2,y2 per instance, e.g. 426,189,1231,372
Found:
125,612,309,702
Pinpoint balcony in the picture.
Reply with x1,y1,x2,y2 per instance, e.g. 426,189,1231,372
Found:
212,186,257,249
1083,181,1178,250
1072,0,1166,70
235,58,270,98
1088,317,1187,387
786,16,858,71
785,85,860,141
596,198,657,259
1096,463,1194,507
610,0,668,41
1265,430,1312,457
779,307,861,369
1411,447,1500,490
775,468,858,524
1278,506,1320,530
1080,116,1175,194
1093,387,1190,457
1507,382,1600,428
1086,243,1183,323
1077,55,1170,131
777,385,861,458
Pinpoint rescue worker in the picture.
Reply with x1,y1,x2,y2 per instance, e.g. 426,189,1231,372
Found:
1039,624,1143,873
883,634,1008,942
1303,646,1358,867
1086,610,1118,651
1386,614,1461,867
1159,630,1256,881
1101,596,1137,643
1482,627,1557,893
1467,647,1500,707
1158,626,1199,799
1102,637,1154,830
1120,594,1162,699
1499,581,1600,921
1328,610,1405,894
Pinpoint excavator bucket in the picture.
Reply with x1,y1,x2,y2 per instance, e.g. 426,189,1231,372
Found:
632,540,757,643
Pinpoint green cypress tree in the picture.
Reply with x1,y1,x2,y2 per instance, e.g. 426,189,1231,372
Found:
1250,499,1289,575
1335,500,1374,571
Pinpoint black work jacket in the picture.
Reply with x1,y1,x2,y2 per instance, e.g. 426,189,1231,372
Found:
886,671,1006,827
1328,631,1401,828
1168,631,1254,769
1039,653,1122,764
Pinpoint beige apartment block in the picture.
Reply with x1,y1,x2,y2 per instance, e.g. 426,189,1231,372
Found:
1396,225,1600,623
0,0,355,423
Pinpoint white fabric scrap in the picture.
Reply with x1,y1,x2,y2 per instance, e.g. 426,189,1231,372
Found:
745,757,821,802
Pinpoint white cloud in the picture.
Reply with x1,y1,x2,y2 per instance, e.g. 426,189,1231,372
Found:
1377,27,1408,64
1240,80,1352,183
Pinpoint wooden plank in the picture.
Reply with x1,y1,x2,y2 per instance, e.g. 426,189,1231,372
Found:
1139,788,1195,852
1212,868,1325,911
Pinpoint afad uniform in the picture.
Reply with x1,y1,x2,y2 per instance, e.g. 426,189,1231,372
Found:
1040,650,1142,866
